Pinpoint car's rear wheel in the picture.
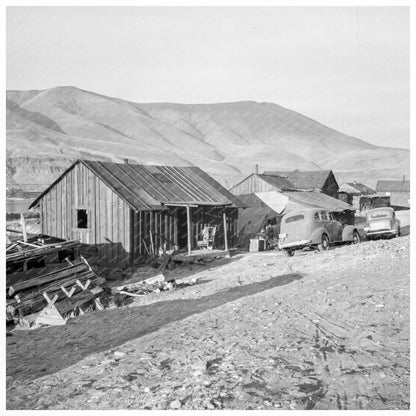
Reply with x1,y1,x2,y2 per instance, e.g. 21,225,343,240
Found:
318,234,329,251
284,249,295,257
352,230,360,244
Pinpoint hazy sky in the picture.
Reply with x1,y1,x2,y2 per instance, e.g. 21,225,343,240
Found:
6,6,410,149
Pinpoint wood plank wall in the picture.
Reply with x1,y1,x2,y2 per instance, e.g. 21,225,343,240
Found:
322,173,339,198
230,175,278,195
132,210,177,258
40,163,132,265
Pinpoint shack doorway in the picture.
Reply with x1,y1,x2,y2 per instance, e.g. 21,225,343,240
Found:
176,208,189,250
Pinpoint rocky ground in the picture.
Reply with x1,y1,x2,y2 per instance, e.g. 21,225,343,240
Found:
6,235,410,410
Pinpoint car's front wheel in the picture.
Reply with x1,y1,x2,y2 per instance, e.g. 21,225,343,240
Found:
352,230,360,244
318,234,330,251
284,249,295,257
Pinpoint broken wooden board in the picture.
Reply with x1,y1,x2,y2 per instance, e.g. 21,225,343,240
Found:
6,262,76,288
6,239,80,263
113,274,165,293
55,289,102,316
172,249,230,264
8,262,91,296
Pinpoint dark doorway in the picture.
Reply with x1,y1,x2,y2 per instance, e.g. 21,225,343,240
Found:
176,208,188,249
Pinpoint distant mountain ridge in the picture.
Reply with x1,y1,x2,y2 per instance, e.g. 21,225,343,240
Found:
6,86,409,191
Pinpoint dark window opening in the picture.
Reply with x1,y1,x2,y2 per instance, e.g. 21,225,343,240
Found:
77,209,88,228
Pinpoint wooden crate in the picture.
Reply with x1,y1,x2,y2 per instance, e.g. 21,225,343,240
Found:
249,239,265,252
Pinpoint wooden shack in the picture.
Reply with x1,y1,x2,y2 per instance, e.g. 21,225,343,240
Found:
338,182,377,210
376,179,410,209
29,160,243,265
230,169,339,198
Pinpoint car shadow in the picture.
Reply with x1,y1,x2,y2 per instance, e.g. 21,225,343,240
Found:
7,272,304,382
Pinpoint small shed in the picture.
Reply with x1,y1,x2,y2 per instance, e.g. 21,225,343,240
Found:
231,170,339,199
29,160,244,265
338,182,376,210
376,179,410,209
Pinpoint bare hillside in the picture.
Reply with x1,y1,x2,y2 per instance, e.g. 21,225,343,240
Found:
6,86,409,189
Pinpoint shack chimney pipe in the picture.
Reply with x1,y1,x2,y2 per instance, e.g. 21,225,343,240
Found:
255,164,259,174
124,158,129,164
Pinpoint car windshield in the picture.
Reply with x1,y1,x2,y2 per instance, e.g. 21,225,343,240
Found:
369,211,391,219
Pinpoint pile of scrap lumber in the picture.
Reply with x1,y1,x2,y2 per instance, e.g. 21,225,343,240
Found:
6,236,107,327
7,235,81,276
113,274,176,298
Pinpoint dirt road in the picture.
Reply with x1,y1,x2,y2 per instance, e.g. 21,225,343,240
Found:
6,235,410,410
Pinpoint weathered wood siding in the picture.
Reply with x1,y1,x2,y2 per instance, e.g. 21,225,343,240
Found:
322,172,339,198
39,163,132,264
131,210,177,258
38,163,240,264
230,175,278,195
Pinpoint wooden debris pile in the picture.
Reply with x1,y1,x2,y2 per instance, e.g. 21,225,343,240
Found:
6,236,107,327
111,274,204,306
112,274,176,299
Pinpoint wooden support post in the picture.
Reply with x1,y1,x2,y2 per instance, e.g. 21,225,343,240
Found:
223,211,228,251
150,231,155,257
20,213,27,242
173,210,178,246
186,205,191,256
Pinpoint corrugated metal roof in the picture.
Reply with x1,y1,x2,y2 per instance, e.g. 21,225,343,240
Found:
263,170,332,190
376,180,410,193
30,160,243,210
281,190,354,212
187,166,245,208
